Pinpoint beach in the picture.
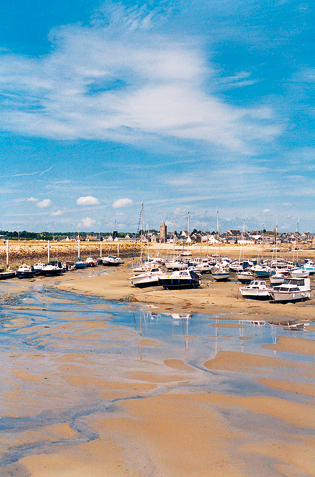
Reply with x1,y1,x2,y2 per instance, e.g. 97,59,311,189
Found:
0,246,315,476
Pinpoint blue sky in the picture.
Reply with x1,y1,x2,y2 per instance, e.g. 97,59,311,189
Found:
0,0,315,233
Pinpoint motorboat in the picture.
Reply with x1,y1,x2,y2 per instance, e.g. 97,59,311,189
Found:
239,280,271,299
158,270,201,290
290,267,309,279
17,264,35,279
33,262,46,275
282,277,312,299
102,255,123,266
0,268,16,279
237,270,254,284
165,258,188,270
85,257,98,267
132,260,162,275
195,261,213,274
271,284,308,303
211,265,230,281
269,270,291,285
42,261,64,276
304,259,315,274
251,264,272,278
129,268,164,288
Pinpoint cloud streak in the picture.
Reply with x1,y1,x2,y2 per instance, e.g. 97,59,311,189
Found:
0,4,282,155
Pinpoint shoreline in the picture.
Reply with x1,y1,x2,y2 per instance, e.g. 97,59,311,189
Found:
50,260,315,323
0,253,313,323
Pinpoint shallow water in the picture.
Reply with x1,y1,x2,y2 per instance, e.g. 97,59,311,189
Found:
0,286,314,475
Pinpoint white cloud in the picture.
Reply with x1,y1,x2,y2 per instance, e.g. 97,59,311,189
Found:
79,217,96,228
51,209,63,216
112,198,133,208
77,196,100,205
263,208,271,214
0,5,282,155
37,199,51,208
27,197,38,202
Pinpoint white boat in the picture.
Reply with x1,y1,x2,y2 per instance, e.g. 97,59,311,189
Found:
17,264,35,279
239,280,271,299
42,261,64,276
237,270,254,284
102,255,123,266
129,268,164,288
33,262,46,275
165,259,188,270
271,284,307,303
195,260,213,274
269,270,291,285
132,261,162,275
303,259,315,274
211,265,230,281
290,267,309,278
281,277,312,299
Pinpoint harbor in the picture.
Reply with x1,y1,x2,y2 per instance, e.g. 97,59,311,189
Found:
0,240,314,476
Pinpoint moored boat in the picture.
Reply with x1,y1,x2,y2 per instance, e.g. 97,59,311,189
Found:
102,255,123,266
271,284,307,303
85,257,98,267
0,268,16,279
75,259,87,269
42,261,64,276
129,268,164,288
304,259,315,274
17,264,35,279
239,280,271,299
237,270,254,284
211,265,230,281
33,262,46,275
158,270,200,290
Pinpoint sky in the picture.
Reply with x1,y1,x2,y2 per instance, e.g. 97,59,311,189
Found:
0,0,315,233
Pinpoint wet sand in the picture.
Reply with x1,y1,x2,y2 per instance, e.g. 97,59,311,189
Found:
50,259,315,322
0,257,314,476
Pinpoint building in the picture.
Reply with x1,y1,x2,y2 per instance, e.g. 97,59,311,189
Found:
159,221,167,243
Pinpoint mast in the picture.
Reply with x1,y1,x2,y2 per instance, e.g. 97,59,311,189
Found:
47,240,50,263
140,203,144,263
217,210,220,259
6,240,9,269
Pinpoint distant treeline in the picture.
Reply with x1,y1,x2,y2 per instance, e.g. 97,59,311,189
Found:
0,231,124,241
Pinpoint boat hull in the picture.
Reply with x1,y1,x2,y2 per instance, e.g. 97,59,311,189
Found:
240,290,271,299
17,271,35,279
271,291,307,303
212,273,229,281
158,277,200,290
0,271,16,279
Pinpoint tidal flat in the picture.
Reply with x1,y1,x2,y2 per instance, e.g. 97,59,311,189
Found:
0,267,314,476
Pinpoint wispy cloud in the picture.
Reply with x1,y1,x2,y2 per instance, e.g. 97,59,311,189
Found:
0,4,282,155
112,198,133,208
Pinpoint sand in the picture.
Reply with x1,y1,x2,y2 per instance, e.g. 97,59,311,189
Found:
0,247,315,476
